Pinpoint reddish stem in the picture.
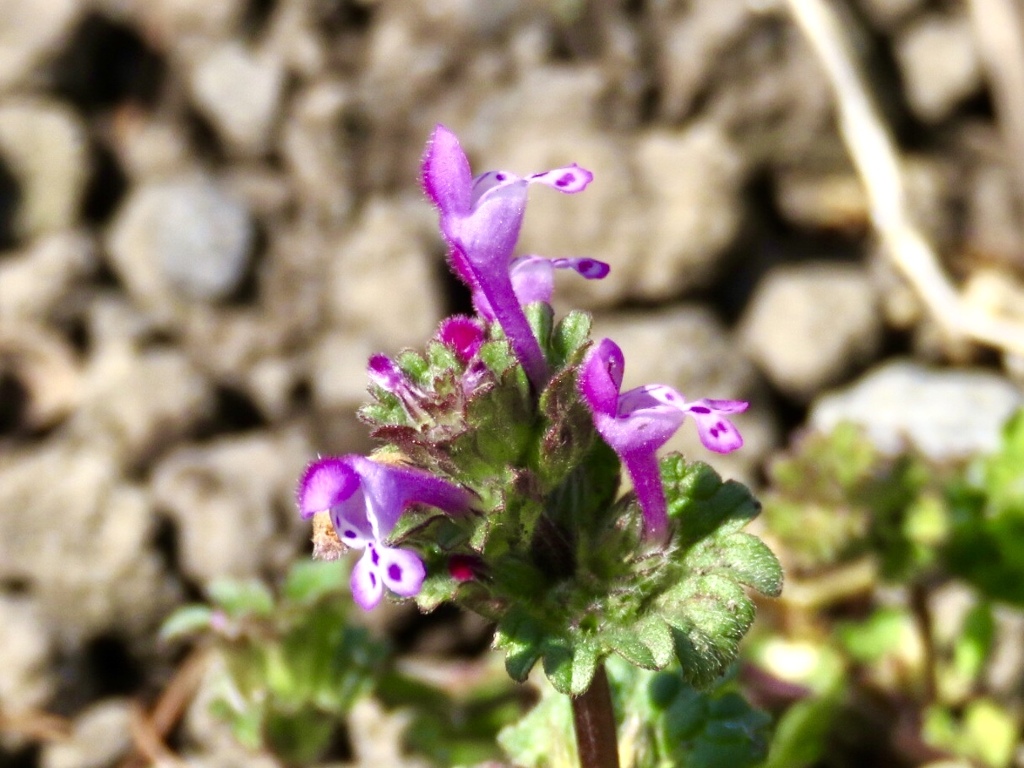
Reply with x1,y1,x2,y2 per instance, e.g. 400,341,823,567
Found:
571,663,621,768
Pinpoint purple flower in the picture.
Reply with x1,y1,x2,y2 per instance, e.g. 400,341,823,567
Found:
578,338,747,541
421,124,595,390
298,455,471,610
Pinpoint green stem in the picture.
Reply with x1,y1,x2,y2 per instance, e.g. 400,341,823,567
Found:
571,663,620,768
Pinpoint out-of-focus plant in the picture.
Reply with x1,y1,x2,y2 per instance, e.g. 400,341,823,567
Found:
756,409,1024,768
499,656,770,768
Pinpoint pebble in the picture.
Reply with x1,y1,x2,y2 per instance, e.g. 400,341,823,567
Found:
0,595,54,740
0,231,96,321
0,98,88,238
0,443,177,644
810,360,1024,460
189,41,285,156
0,0,83,91
740,263,882,399
107,174,254,317
41,699,132,768
896,12,981,123
151,428,312,585
630,123,746,299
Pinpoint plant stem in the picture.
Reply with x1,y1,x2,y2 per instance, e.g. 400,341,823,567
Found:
571,663,620,768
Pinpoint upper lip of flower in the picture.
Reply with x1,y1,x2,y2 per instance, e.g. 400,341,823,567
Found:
297,454,471,540
578,338,748,540
421,124,597,390
297,454,472,609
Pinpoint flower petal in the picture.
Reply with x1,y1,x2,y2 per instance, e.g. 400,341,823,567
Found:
297,457,359,519
579,338,626,418
509,256,555,308
527,164,594,193
330,484,373,549
421,124,472,218
685,399,746,453
350,546,384,610
551,257,610,280
348,455,471,538
377,545,426,597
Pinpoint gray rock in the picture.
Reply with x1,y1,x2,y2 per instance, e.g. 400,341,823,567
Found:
107,175,254,316
0,595,53,730
0,443,177,644
0,0,83,92
593,306,772,483
189,42,285,156
152,429,312,585
41,699,132,768
0,99,89,238
896,13,981,123
810,360,1024,459
740,263,883,399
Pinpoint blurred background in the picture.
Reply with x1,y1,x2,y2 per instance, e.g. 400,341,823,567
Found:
1,0,1023,765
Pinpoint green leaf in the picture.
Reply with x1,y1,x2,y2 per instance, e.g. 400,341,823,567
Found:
159,604,214,641
549,310,592,371
495,609,545,683
281,561,347,607
207,578,275,619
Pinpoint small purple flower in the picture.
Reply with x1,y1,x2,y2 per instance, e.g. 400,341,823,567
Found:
421,124,595,390
578,338,747,540
298,455,471,610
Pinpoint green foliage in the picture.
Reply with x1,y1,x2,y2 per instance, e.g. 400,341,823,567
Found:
162,562,387,764
499,657,770,768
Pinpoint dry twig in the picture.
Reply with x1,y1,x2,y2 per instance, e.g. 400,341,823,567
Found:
784,0,1024,359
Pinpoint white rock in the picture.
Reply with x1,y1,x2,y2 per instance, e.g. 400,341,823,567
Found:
896,13,981,123
0,99,88,238
810,360,1024,460
41,699,132,768
310,331,379,411
740,263,882,399
107,174,254,317
0,231,95,321
189,42,285,156
0,0,83,92
327,198,444,350
152,429,312,585
280,80,353,226
0,321,81,430
0,443,176,643
0,595,53,720
67,344,215,468
630,124,746,299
